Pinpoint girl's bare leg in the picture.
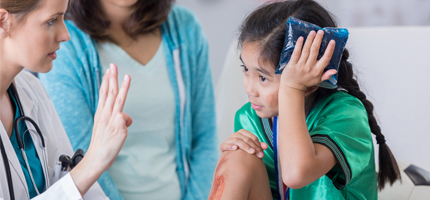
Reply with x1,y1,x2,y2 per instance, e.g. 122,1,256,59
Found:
209,150,272,200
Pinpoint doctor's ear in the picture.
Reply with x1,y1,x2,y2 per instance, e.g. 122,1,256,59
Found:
0,9,11,38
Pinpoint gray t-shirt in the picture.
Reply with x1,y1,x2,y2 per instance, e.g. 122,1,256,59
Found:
97,40,180,200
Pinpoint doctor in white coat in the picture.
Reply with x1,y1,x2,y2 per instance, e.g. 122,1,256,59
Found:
0,0,133,199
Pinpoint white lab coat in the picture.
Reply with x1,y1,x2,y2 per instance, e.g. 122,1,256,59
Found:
0,71,108,200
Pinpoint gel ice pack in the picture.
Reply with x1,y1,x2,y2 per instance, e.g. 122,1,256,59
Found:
276,17,349,89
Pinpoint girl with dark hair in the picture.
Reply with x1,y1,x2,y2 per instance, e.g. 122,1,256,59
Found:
39,0,218,200
211,0,400,199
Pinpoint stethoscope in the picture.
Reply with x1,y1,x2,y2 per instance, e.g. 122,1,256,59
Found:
0,83,50,200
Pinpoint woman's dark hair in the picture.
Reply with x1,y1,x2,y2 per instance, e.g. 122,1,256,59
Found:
239,0,400,190
67,0,174,42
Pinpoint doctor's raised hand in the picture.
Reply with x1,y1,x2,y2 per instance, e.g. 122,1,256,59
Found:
71,63,132,196
0,0,134,198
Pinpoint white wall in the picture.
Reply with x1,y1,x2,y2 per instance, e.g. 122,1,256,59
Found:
176,0,261,84
346,27,430,171
176,0,430,84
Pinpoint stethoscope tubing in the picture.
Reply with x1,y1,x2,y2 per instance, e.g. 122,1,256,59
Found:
14,116,50,189
0,136,15,200
1,83,49,200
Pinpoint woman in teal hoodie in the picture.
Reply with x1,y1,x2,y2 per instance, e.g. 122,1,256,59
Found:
39,1,218,200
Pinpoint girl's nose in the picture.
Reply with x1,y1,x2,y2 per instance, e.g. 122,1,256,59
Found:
244,77,258,97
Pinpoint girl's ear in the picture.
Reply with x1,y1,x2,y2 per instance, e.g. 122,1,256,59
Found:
305,86,318,96
0,9,11,38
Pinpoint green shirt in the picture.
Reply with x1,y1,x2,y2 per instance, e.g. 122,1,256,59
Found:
234,91,377,200
234,104,278,200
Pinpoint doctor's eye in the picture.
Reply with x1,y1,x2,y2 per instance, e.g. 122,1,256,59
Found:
47,17,58,27
241,65,249,72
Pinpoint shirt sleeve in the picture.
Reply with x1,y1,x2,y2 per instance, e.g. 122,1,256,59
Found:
234,103,263,140
32,173,82,200
37,72,110,200
308,97,374,190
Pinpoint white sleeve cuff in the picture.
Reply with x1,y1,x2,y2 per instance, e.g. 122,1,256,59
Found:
60,173,83,200
32,173,82,200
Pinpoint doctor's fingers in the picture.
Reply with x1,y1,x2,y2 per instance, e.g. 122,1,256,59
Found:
102,64,120,119
94,69,111,125
112,113,130,138
112,74,131,114
122,113,133,127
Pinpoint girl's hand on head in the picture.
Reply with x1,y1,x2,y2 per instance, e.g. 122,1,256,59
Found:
280,30,337,92
220,129,268,158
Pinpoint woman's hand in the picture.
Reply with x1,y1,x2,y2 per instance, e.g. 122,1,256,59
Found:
220,129,268,158
70,63,132,196
280,30,337,92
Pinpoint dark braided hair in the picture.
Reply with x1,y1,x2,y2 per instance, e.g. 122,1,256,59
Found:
239,0,400,190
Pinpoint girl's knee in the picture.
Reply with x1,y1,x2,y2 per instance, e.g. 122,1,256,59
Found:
210,150,271,200
215,150,266,178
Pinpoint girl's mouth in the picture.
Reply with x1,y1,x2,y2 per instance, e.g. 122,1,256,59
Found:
251,103,263,110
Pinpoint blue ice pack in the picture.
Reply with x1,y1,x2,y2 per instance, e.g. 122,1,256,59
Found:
276,17,349,89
